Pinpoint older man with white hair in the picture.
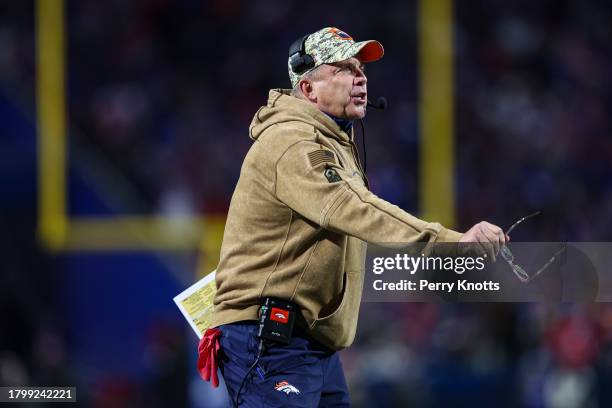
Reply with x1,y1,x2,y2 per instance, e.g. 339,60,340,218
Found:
199,27,507,407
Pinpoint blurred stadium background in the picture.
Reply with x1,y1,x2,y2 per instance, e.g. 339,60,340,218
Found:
2,0,612,406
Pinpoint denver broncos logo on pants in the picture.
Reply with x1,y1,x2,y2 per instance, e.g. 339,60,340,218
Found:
275,381,301,395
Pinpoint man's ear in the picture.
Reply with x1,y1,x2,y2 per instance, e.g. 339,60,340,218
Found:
299,79,317,103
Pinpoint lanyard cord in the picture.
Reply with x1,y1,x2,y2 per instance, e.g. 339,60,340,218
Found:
358,118,367,175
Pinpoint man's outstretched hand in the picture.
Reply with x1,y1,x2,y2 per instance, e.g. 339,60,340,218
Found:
459,221,510,261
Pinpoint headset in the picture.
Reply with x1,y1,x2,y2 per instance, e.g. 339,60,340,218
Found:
288,35,315,74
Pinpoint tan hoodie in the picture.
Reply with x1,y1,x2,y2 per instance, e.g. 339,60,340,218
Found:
212,89,462,350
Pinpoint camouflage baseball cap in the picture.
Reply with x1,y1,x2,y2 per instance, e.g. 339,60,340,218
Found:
288,27,384,88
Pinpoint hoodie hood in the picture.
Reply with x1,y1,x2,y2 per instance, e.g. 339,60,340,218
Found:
249,89,352,144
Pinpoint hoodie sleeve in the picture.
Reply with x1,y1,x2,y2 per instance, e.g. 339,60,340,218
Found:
274,141,463,247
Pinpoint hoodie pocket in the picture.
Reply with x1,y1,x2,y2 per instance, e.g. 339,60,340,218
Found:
309,270,363,350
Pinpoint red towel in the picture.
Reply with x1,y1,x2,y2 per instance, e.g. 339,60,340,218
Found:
197,328,222,387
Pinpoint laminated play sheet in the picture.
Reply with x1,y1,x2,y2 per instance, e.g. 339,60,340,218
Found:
173,271,216,338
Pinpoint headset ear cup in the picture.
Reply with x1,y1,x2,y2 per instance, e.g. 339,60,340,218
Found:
289,53,302,74
290,53,315,75
288,34,315,74
301,54,315,72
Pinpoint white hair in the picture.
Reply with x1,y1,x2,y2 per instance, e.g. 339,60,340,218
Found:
291,65,324,99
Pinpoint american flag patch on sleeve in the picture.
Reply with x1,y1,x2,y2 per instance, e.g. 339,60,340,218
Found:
307,149,335,167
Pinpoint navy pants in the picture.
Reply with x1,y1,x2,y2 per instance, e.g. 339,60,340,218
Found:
218,322,350,407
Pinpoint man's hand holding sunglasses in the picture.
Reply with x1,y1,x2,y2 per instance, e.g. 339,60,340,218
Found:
459,221,510,261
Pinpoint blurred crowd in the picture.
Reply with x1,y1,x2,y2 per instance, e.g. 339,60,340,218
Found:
454,0,612,242
347,303,612,407
1,0,612,406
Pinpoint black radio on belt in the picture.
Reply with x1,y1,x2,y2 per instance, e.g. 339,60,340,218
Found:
257,297,297,345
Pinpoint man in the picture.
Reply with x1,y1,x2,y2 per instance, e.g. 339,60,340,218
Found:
204,27,507,407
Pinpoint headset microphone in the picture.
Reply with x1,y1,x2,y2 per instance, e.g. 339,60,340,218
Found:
367,96,387,110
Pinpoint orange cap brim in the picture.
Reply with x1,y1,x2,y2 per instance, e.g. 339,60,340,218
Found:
356,40,384,63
